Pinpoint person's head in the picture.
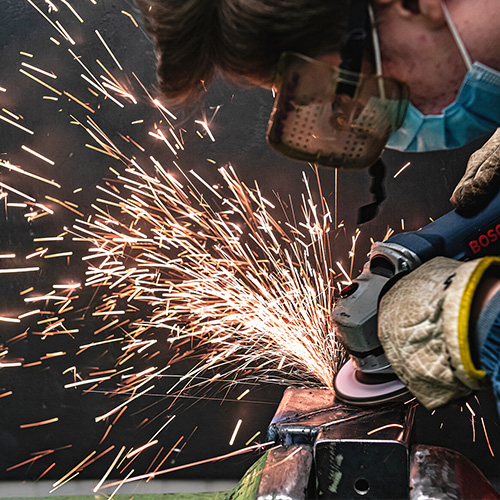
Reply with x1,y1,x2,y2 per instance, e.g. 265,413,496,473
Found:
136,0,350,107
137,0,500,112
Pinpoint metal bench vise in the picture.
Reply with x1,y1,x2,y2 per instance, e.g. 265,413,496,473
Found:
228,387,500,500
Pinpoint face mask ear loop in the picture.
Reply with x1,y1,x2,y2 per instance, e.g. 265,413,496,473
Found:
441,1,473,72
368,4,386,101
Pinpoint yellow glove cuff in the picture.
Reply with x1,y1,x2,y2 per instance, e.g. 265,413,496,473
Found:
444,257,500,388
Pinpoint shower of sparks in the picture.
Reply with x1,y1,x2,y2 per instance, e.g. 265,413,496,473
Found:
70,159,344,390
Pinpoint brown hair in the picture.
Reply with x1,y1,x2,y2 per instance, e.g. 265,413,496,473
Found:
136,0,349,106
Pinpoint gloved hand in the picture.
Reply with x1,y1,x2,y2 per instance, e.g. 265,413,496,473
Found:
378,256,500,409
451,128,500,215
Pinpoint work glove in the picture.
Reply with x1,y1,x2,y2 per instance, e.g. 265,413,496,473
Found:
451,128,500,215
378,256,500,409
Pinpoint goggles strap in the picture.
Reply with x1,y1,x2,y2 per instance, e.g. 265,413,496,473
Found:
338,0,370,96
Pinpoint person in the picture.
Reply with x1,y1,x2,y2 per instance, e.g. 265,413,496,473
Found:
136,0,500,413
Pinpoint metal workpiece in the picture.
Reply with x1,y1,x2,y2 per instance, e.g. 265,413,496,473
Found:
409,445,500,500
263,388,500,499
268,387,375,446
314,400,415,499
267,387,416,499
256,445,313,500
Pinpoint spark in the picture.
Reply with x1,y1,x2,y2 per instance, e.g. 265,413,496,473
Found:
236,389,250,400
20,417,59,429
44,251,73,259
121,10,139,27
149,415,176,441
3,3,352,487
465,402,476,417
95,30,123,71
63,91,95,113
195,119,216,141
0,267,40,274
52,450,97,491
481,417,495,456
21,145,56,165
108,469,135,500
100,442,274,488
2,108,21,120
93,446,126,493
20,62,57,79
41,352,66,359
0,161,60,188
79,338,124,349
0,317,21,323
245,431,261,446
229,419,243,446
19,69,62,95
394,161,411,178
33,237,64,242
18,310,41,319
60,0,84,23
55,20,76,45
64,377,111,389
24,295,69,302
126,440,158,459
25,0,74,44
0,114,34,135
336,261,352,284
95,385,155,423
367,423,404,436
152,99,177,120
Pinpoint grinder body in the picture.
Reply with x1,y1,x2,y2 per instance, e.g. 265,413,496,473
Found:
332,192,500,403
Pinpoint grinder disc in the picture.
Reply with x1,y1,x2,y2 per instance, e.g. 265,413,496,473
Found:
334,359,410,406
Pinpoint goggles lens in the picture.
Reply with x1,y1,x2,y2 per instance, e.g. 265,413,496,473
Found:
267,52,410,169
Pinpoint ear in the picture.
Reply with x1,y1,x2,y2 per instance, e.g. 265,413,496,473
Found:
373,0,446,28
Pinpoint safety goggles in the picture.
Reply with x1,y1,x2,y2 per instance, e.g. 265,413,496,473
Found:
266,52,410,169
266,1,410,170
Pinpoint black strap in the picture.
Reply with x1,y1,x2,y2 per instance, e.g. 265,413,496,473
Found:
357,158,386,224
339,0,369,74
337,0,370,97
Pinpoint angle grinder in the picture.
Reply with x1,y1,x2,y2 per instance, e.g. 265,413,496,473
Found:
332,191,500,406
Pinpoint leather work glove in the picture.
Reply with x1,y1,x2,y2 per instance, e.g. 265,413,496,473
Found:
378,256,500,409
451,128,500,215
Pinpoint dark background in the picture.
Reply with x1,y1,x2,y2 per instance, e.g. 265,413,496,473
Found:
0,0,498,489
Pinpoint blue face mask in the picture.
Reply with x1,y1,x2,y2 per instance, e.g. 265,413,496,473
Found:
386,4,500,153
